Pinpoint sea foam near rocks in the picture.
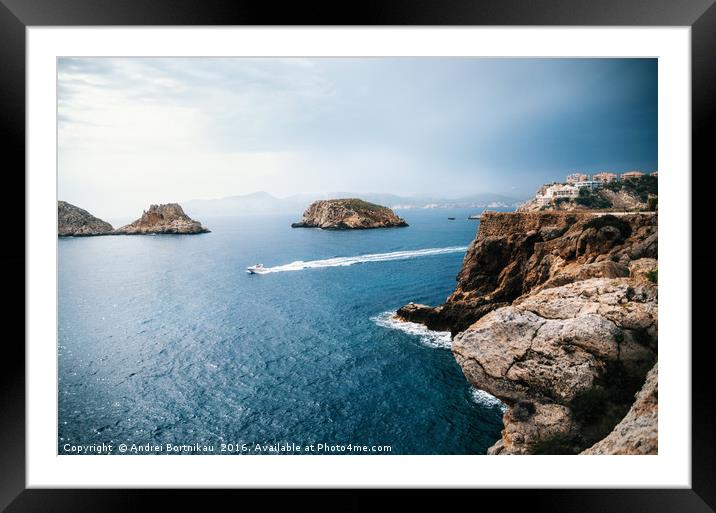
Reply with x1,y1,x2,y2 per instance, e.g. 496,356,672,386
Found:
469,387,508,412
371,311,452,349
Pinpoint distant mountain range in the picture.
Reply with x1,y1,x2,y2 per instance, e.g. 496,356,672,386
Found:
183,191,524,217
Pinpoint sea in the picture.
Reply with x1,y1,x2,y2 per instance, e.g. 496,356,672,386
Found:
58,208,508,455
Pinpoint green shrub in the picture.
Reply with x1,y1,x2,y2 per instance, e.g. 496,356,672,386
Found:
645,268,658,284
574,189,612,209
339,198,388,213
605,175,658,202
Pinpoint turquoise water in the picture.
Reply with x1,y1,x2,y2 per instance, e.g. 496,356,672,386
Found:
58,208,506,454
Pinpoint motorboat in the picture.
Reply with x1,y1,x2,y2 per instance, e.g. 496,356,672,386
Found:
246,263,266,274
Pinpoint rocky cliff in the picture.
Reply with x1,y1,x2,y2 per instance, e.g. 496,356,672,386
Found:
398,212,657,335
398,211,658,454
58,201,114,236
291,199,408,230
115,203,210,235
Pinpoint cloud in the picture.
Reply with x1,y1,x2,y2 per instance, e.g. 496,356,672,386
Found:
58,57,657,218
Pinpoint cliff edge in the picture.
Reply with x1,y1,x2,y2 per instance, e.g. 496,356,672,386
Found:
398,211,658,454
291,199,408,230
398,212,656,335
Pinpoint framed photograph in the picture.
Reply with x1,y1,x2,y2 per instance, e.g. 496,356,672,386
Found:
4,0,714,510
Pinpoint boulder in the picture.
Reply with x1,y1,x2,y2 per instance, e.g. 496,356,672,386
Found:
453,277,657,454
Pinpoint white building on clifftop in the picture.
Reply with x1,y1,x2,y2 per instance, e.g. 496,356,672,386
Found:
574,180,604,191
534,183,579,206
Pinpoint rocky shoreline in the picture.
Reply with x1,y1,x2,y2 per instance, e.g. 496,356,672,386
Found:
397,211,658,454
58,202,209,236
291,198,408,230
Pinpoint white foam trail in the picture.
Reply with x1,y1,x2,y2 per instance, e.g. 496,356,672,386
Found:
469,388,508,412
371,311,452,349
255,246,468,274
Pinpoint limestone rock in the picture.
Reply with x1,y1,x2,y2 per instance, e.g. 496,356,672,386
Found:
453,277,657,454
488,402,578,455
395,303,440,325
628,258,658,284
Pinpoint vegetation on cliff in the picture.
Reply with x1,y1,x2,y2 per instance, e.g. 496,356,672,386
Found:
604,174,658,202
574,188,612,209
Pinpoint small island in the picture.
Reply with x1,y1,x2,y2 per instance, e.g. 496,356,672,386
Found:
291,199,408,230
58,201,210,236
115,203,210,235
58,201,114,236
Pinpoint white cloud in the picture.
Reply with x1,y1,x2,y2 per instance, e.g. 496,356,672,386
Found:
58,57,657,218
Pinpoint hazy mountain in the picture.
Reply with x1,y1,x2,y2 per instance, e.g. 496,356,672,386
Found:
183,191,524,217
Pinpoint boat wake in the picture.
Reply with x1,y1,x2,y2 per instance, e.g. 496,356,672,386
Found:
253,246,468,274
371,311,452,349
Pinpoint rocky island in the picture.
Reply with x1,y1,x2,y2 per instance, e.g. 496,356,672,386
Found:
58,201,209,236
115,203,210,235
397,211,658,455
58,201,114,236
291,199,408,230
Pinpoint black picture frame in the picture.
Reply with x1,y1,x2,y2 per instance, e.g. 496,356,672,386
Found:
2,1,714,511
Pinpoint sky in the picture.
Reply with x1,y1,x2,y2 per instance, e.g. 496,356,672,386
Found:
58,57,657,218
